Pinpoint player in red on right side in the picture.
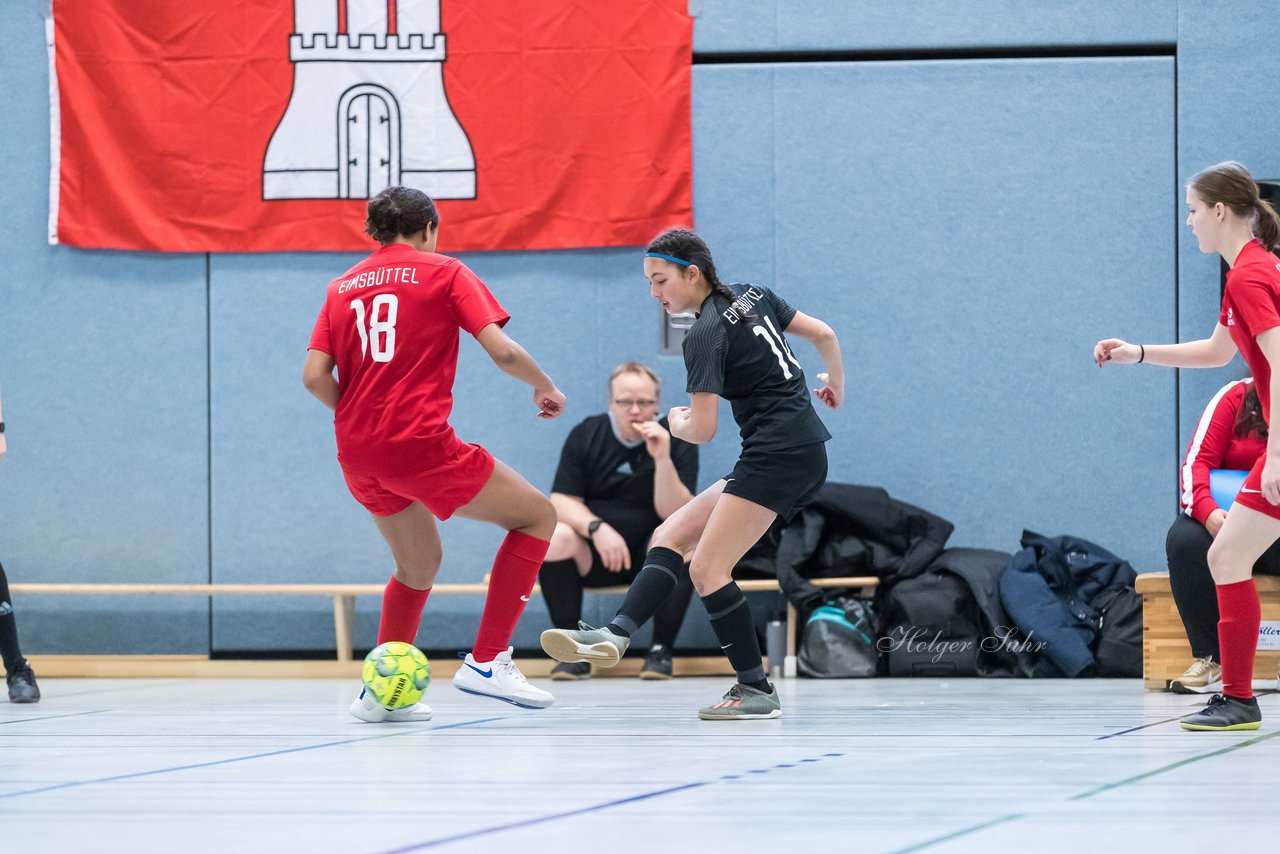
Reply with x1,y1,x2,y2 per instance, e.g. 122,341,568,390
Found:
1095,161,1280,731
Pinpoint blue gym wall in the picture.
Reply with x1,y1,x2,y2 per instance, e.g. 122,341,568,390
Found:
0,1,1267,655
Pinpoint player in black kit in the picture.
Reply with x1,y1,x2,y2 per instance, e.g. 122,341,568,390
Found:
541,228,844,719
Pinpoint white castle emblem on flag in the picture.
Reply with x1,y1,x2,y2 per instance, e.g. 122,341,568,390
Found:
263,0,475,200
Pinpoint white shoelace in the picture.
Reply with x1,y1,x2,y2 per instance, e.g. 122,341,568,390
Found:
496,656,529,684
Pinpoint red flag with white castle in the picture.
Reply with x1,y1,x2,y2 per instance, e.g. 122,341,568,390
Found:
48,0,693,252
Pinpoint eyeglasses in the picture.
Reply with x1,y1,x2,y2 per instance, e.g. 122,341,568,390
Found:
612,398,657,409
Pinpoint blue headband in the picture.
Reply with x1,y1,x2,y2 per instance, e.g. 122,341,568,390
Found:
645,252,691,266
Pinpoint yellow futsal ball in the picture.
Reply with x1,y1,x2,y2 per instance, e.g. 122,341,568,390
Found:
361,641,430,710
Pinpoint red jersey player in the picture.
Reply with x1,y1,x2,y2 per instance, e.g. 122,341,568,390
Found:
1095,161,1280,731
304,186,565,721
1166,379,1278,693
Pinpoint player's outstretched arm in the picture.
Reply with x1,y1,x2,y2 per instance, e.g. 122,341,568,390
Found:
475,323,565,419
302,349,340,411
1094,323,1236,369
787,311,844,409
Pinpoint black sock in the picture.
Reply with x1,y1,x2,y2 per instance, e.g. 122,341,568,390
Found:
537,559,584,630
651,559,693,648
700,580,767,688
0,561,27,673
607,547,683,638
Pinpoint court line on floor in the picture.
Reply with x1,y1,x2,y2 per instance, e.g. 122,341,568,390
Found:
0,710,108,727
1070,728,1280,800
381,783,708,853
379,752,847,852
0,714,516,801
891,813,1028,853
27,680,192,699
1094,715,1183,739
889,729,1280,852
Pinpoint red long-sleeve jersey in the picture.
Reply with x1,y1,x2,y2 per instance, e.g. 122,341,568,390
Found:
1180,379,1266,523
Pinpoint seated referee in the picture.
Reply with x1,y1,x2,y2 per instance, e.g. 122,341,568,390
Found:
539,363,698,679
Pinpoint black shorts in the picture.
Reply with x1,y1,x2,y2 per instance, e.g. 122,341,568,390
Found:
722,441,828,522
580,540,651,588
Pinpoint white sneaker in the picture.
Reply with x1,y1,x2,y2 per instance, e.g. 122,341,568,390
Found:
349,687,433,723
540,621,629,667
453,647,554,709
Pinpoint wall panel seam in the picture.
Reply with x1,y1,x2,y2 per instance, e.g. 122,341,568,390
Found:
693,44,1175,65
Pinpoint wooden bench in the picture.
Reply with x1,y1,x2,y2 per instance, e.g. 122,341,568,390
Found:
9,582,486,663
13,576,880,676
1136,572,1280,690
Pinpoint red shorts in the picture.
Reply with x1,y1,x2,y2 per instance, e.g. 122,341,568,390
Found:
342,440,496,520
1230,454,1280,521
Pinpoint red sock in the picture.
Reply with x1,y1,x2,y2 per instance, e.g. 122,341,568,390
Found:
377,576,431,645
472,530,549,662
1216,578,1261,699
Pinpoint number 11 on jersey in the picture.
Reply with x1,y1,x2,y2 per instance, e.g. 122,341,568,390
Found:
752,315,801,378
350,295,398,362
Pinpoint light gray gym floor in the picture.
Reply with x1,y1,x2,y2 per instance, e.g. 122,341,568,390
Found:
1,676,1277,853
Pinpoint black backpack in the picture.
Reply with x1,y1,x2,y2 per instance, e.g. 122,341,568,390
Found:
878,569,981,676
876,548,1025,677
1090,583,1143,677
797,597,878,678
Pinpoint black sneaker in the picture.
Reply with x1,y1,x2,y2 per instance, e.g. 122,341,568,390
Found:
640,645,673,680
1180,693,1261,731
549,661,591,681
7,663,40,704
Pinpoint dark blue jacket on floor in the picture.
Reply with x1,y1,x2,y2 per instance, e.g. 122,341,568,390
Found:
998,530,1137,677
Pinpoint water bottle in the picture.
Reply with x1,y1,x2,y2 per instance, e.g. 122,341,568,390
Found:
766,619,785,678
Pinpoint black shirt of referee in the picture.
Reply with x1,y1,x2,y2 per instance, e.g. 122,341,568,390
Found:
552,413,699,558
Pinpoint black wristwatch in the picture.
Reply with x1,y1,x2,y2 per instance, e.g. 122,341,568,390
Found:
0,421,5,434
586,519,603,539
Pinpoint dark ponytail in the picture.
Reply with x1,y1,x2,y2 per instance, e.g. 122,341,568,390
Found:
646,227,745,312
365,186,440,245
1236,384,1269,440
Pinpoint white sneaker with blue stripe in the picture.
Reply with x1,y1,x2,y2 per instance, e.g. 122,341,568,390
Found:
452,647,554,709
